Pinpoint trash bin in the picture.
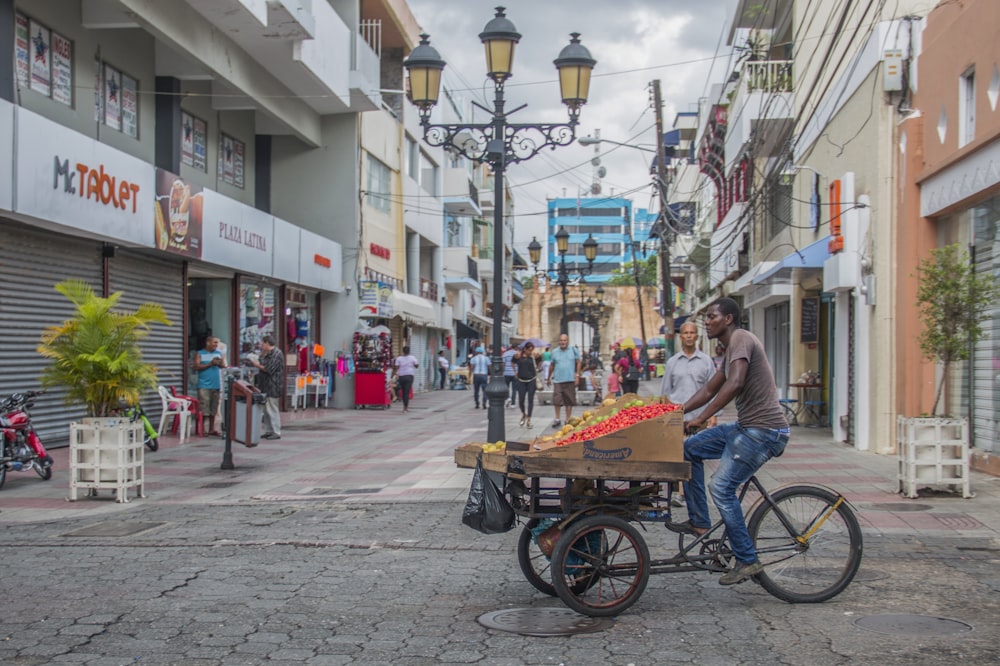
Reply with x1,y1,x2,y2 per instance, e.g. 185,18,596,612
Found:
231,381,266,446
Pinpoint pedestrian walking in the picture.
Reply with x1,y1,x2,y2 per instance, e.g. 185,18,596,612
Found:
502,344,517,407
436,350,449,390
617,338,642,395
514,342,539,428
251,335,284,439
546,333,581,428
469,346,490,409
660,320,716,506
194,336,226,436
391,345,419,413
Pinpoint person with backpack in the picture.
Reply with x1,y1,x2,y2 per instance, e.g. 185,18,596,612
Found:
617,339,642,395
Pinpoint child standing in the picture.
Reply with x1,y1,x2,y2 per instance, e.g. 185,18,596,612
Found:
606,365,621,397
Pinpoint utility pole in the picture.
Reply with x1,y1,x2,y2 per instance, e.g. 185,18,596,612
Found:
626,215,649,380
652,80,674,352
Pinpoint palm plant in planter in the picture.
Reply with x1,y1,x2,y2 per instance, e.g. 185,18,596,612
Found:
37,279,170,417
37,279,170,501
898,243,999,498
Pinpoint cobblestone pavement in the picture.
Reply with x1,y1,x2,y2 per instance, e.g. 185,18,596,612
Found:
0,383,998,664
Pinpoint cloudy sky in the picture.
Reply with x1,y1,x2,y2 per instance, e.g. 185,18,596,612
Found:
406,0,740,263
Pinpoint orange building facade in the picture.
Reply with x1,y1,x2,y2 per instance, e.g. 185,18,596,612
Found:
897,0,1000,473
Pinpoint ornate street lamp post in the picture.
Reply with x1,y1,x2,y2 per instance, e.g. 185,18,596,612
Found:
528,229,597,336
404,7,596,445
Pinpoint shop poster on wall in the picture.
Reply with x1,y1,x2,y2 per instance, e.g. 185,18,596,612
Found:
121,74,137,138
14,14,28,90
51,32,72,106
29,20,51,96
104,64,121,130
154,169,204,258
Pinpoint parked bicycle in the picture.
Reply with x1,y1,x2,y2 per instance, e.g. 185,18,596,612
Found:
117,399,159,452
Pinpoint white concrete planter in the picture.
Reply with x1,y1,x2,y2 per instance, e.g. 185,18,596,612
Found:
69,418,145,503
896,416,972,498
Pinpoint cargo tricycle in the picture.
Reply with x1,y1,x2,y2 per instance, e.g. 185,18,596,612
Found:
456,396,863,617
503,453,862,616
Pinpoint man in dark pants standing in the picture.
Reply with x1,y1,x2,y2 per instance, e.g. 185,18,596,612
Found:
251,335,284,440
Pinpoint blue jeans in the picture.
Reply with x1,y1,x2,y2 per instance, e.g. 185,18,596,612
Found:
473,374,488,406
682,422,788,564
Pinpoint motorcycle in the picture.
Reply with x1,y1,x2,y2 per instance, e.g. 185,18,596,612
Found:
117,399,159,452
0,390,54,489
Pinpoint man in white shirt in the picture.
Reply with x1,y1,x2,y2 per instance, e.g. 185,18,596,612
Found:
436,350,450,390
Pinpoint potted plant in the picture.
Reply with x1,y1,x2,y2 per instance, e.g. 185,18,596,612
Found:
898,243,999,498
37,279,170,500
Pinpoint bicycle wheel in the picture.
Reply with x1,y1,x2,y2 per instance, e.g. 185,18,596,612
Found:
517,518,557,596
747,485,862,603
550,515,650,617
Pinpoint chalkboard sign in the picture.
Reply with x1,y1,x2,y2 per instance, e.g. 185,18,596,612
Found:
800,297,819,344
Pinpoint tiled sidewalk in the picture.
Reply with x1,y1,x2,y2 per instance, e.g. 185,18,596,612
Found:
1,382,997,543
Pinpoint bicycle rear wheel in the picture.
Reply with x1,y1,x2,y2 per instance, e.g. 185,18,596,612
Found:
747,485,862,603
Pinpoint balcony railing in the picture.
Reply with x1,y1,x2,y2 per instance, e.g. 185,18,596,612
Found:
419,278,439,302
743,59,793,93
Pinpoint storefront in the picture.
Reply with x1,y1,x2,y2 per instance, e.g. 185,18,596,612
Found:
0,103,344,443
939,192,1000,457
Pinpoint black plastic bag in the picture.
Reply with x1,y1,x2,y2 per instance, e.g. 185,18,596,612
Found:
461,457,515,534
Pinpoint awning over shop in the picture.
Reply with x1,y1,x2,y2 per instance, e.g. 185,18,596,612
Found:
753,237,831,284
467,310,492,327
455,321,479,339
391,291,436,327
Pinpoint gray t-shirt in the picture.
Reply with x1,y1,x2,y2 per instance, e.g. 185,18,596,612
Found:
724,329,788,429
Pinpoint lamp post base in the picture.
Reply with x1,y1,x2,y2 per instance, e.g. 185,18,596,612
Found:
486,372,508,443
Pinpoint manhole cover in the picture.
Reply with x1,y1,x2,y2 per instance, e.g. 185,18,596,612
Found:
478,608,614,636
861,503,932,512
855,614,973,636
63,521,167,538
200,481,241,489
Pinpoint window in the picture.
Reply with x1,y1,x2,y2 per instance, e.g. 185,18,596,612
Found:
366,154,391,212
15,13,73,108
960,67,976,147
419,150,439,196
406,137,419,180
218,133,246,189
90,58,139,139
767,178,793,240
181,111,208,172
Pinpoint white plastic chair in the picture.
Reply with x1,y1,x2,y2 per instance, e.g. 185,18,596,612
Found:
290,375,308,411
157,385,191,442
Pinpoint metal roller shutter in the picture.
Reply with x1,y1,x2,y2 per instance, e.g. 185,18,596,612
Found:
411,328,428,392
0,224,103,447
108,250,185,426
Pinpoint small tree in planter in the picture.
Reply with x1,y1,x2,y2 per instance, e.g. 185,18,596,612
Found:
899,243,999,498
37,279,170,417
915,243,999,416
37,279,170,501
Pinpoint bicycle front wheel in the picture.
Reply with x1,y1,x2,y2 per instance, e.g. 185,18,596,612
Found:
550,515,649,617
747,485,862,603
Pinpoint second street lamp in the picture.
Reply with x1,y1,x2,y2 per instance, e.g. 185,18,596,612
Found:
528,229,598,336
404,8,596,445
